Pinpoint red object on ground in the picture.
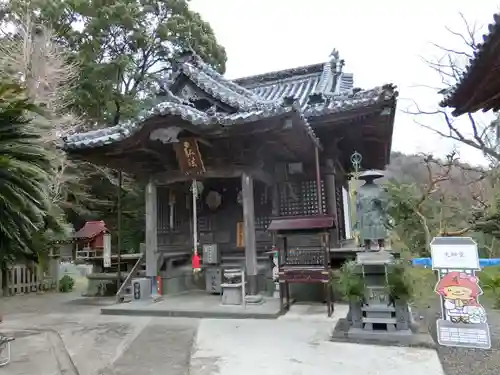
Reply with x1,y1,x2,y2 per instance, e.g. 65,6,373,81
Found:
156,276,162,295
192,253,200,269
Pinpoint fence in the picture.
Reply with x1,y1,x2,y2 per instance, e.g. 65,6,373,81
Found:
412,258,500,268
0,264,42,296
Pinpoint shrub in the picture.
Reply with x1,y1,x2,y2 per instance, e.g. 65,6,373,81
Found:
103,281,118,296
479,269,500,309
387,261,414,302
333,261,366,302
59,275,75,293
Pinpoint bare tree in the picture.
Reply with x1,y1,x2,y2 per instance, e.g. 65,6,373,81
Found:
407,13,500,164
387,151,490,255
0,10,132,216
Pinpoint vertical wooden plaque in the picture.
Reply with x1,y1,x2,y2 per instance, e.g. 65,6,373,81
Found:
236,222,245,248
173,138,206,175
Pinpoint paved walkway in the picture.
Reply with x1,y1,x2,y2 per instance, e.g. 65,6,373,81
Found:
0,294,446,375
191,304,446,375
2,313,198,375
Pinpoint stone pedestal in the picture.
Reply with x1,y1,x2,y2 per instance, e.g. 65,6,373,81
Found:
221,283,243,305
346,250,413,341
221,268,245,306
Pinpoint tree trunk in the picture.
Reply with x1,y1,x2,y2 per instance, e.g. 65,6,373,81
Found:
415,211,431,253
1,262,9,297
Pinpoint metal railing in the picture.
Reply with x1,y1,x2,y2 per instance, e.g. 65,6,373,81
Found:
115,252,145,302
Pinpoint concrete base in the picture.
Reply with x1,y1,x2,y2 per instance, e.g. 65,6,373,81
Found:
245,294,264,305
221,284,243,305
356,250,394,265
101,291,281,319
331,318,436,348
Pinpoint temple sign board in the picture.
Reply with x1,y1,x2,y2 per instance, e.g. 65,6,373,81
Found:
236,222,244,248
431,236,480,270
173,138,205,176
103,233,111,268
430,237,491,349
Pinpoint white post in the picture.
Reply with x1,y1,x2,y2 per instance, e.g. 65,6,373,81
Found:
145,180,158,278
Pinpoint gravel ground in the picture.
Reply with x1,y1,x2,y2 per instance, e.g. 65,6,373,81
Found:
421,303,500,375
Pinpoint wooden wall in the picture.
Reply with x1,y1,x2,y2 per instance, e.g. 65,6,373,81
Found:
155,160,349,257
157,178,273,257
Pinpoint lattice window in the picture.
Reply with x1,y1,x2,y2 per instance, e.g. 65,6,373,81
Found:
278,180,327,216
157,188,183,233
255,217,272,230
255,183,272,230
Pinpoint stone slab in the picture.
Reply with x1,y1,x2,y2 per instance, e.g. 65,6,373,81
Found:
331,318,436,349
356,251,394,265
190,312,445,375
101,291,282,319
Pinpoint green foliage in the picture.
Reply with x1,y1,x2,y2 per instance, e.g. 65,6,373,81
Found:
103,281,118,296
59,274,75,292
478,267,500,309
2,0,227,252
385,152,500,257
386,181,432,256
474,190,500,241
0,81,61,265
333,261,366,302
13,0,227,125
386,261,414,301
406,267,438,309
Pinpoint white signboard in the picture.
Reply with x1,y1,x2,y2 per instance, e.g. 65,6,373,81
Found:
103,233,112,268
431,237,480,270
342,187,352,239
430,236,491,349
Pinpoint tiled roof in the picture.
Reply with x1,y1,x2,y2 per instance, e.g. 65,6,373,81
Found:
304,84,396,117
63,100,319,150
63,84,395,150
172,52,273,111
234,61,354,109
441,13,500,111
74,220,108,239
63,51,396,151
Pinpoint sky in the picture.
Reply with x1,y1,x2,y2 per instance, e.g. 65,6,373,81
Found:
190,0,500,165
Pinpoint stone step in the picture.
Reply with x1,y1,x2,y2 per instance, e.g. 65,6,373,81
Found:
362,317,397,324
362,305,395,312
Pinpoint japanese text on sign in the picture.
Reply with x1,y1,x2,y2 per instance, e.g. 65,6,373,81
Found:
431,244,479,270
430,237,491,349
184,141,198,168
236,222,244,248
173,138,205,175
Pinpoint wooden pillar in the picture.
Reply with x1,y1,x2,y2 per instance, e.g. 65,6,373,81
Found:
314,146,323,215
241,172,258,295
324,159,338,245
145,179,158,277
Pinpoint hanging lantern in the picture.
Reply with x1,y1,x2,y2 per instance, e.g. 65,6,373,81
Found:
192,252,201,272
206,190,222,211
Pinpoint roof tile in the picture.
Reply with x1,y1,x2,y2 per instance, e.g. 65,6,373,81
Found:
63,52,396,151
441,13,500,110
74,220,108,239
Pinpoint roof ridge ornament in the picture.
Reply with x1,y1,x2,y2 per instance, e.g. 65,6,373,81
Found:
315,48,347,95
329,48,345,74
